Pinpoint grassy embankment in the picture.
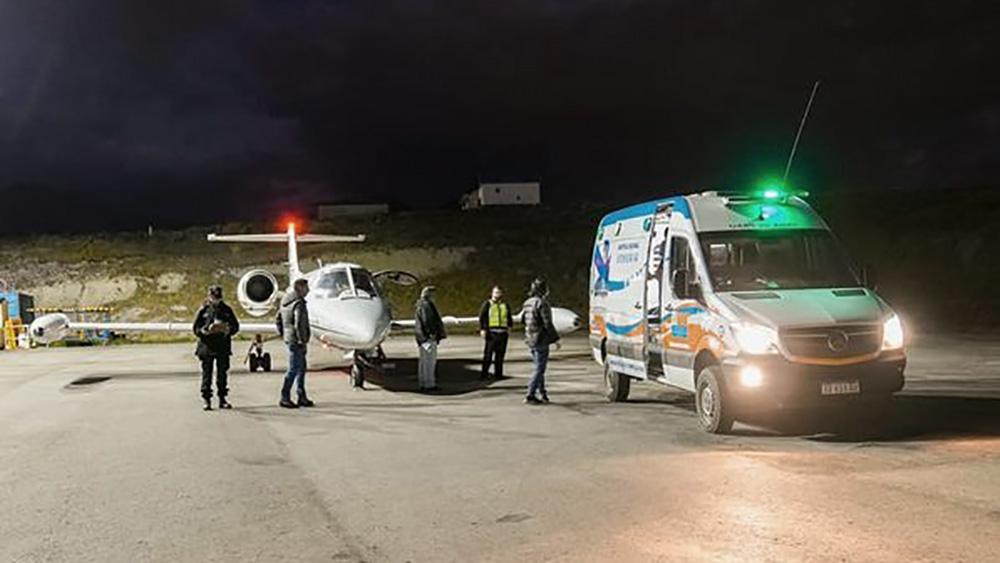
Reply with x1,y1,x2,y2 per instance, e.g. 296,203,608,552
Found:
0,205,601,343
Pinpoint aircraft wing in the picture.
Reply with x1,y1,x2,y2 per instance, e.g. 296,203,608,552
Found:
29,313,278,344
390,316,479,331
66,321,277,333
389,308,582,334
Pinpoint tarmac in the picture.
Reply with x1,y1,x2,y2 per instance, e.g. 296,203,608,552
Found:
1,333,999,562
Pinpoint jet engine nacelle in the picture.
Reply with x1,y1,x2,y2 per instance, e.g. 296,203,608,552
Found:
29,313,71,344
238,269,280,317
551,307,582,335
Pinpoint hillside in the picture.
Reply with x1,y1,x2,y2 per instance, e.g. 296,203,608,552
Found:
0,206,600,331
2,189,998,335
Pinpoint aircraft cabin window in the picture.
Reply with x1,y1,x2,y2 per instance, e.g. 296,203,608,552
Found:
350,268,378,298
316,270,352,298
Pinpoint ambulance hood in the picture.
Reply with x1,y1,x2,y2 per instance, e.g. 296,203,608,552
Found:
715,288,889,330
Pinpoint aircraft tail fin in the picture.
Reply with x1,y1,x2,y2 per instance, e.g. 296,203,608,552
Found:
207,224,365,282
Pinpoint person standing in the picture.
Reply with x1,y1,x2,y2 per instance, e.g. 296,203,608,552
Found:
277,279,314,409
522,278,560,405
414,285,446,392
478,285,512,379
192,285,240,411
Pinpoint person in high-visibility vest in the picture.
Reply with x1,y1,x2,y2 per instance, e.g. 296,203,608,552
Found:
478,285,513,379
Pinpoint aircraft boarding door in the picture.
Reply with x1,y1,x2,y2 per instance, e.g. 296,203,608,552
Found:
643,204,672,379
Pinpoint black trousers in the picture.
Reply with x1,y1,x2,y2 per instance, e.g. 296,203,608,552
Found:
481,330,509,378
200,355,230,399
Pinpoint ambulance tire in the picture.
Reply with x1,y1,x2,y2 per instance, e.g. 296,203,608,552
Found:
696,365,734,434
603,361,630,402
249,355,259,372
261,353,272,372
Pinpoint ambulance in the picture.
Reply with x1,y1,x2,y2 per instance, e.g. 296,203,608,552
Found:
589,189,906,433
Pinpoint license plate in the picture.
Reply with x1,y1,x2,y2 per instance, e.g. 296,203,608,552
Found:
821,380,860,395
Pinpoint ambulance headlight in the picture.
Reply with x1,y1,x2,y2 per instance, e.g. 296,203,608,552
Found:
882,314,904,351
739,365,764,387
731,322,779,355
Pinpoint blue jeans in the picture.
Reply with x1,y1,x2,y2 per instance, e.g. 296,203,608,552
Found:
527,345,549,399
282,344,308,401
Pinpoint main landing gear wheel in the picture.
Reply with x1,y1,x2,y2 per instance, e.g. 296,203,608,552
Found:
696,365,734,434
603,361,631,402
248,353,271,373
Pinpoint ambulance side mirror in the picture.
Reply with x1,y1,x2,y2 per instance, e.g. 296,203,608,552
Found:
671,269,687,298
673,269,704,302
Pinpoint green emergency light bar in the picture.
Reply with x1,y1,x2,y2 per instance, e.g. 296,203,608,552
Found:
751,180,808,202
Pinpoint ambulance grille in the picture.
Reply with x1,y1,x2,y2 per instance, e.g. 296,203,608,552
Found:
780,324,882,359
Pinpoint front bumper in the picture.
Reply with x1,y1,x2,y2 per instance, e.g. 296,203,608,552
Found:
721,350,905,412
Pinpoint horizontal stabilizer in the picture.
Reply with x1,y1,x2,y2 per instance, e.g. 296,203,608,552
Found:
207,233,365,243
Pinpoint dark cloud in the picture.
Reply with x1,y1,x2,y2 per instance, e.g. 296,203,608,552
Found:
1,0,998,232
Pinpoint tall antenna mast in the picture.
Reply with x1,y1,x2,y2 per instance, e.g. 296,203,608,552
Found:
783,80,821,184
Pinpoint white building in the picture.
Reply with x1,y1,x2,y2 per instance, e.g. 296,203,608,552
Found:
461,182,541,209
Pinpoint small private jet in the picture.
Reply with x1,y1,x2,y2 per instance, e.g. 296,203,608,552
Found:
29,223,581,385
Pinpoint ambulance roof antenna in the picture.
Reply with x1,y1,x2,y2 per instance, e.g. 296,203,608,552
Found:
782,80,821,184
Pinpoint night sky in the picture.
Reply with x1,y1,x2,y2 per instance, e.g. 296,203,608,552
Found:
1,1,998,232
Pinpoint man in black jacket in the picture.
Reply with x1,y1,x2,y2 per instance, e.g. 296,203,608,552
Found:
522,278,559,404
414,285,446,392
192,286,240,411
478,285,513,379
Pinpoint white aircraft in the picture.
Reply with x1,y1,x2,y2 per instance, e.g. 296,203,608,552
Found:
29,223,582,385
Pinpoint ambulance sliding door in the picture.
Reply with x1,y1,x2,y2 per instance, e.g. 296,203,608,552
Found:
602,217,650,379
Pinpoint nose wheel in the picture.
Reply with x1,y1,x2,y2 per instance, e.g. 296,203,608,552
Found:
351,346,386,389
350,360,365,388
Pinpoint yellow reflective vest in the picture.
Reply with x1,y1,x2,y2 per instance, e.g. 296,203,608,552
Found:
489,302,508,328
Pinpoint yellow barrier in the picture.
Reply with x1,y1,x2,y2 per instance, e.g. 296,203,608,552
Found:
3,319,22,350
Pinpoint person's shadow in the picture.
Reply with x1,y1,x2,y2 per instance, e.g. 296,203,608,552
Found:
318,358,510,396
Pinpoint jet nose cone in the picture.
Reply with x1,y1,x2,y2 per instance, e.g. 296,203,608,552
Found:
345,318,380,348
337,300,390,349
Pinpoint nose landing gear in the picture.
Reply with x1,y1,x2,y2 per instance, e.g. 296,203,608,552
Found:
351,346,387,389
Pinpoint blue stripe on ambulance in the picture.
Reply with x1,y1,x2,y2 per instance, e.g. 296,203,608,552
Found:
606,320,643,335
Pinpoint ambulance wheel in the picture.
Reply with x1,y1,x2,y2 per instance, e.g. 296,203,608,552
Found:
696,365,734,434
603,361,630,402
261,353,272,372
249,355,259,372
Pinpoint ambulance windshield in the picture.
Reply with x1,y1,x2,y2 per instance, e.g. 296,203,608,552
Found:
700,229,860,292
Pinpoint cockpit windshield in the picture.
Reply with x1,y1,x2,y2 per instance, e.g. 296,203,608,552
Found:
350,268,378,298
700,229,860,291
315,268,380,299
316,269,353,298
